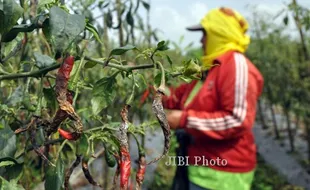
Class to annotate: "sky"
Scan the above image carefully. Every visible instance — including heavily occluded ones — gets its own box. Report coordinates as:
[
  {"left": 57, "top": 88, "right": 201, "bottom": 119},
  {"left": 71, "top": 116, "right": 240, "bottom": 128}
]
[{"left": 141, "top": 0, "right": 310, "bottom": 48}]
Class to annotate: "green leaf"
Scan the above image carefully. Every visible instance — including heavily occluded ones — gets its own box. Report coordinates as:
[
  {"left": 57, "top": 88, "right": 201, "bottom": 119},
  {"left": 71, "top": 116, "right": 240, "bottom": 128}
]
[
  {"left": 0, "top": 157, "right": 21, "bottom": 166},
  {"left": 283, "top": 15, "right": 289, "bottom": 26},
  {"left": 1, "top": 14, "right": 46, "bottom": 42},
  {"left": 84, "top": 61, "right": 97, "bottom": 69},
  {"left": 0, "top": 125, "right": 16, "bottom": 158},
  {"left": 43, "top": 87, "right": 57, "bottom": 113},
  {"left": 77, "top": 134, "right": 88, "bottom": 155},
  {"left": 166, "top": 55, "right": 173, "bottom": 67},
  {"left": 91, "top": 76, "right": 117, "bottom": 115},
  {"left": 0, "top": 0, "right": 23, "bottom": 36},
  {"left": 4, "top": 162, "right": 23, "bottom": 181},
  {"left": 156, "top": 41, "right": 169, "bottom": 51},
  {"left": 126, "top": 10, "right": 134, "bottom": 26},
  {"left": 34, "top": 52, "right": 55, "bottom": 68},
  {"left": 109, "top": 45, "right": 136, "bottom": 56},
  {"left": 135, "top": 73, "right": 147, "bottom": 89},
  {"left": 85, "top": 22, "right": 103, "bottom": 44},
  {"left": 38, "top": 0, "right": 55, "bottom": 12},
  {"left": 141, "top": 0, "right": 150, "bottom": 11},
  {"left": 7, "top": 86, "right": 23, "bottom": 106},
  {"left": 105, "top": 10, "right": 113, "bottom": 28},
  {"left": 49, "top": 6, "right": 85, "bottom": 53},
  {"left": 179, "top": 76, "right": 192, "bottom": 83},
  {"left": 0, "top": 177, "right": 25, "bottom": 190},
  {"left": 44, "top": 155, "right": 64, "bottom": 190},
  {"left": 99, "top": 1, "right": 109, "bottom": 9},
  {"left": 154, "top": 72, "right": 169, "bottom": 87},
  {"left": 0, "top": 161, "right": 15, "bottom": 167}
]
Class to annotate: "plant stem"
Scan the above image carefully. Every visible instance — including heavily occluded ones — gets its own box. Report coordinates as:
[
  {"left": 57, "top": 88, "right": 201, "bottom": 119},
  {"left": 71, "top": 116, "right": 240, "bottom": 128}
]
[
  {"left": 85, "top": 56, "right": 154, "bottom": 72},
  {"left": 16, "top": 138, "right": 65, "bottom": 159},
  {"left": 0, "top": 57, "right": 155, "bottom": 81},
  {"left": 0, "top": 63, "right": 60, "bottom": 81},
  {"left": 156, "top": 61, "right": 166, "bottom": 92}
]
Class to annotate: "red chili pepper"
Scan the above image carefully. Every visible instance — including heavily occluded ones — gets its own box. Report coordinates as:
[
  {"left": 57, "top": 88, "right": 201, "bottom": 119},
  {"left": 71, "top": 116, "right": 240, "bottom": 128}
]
[
  {"left": 139, "top": 89, "right": 150, "bottom": 106},
  {"left": 120, "top": 146, "right": 131, "bottom": 190},
  {"left": 57, "top": 55, "right": 75, "bottom": 81},
  {"left": 58, "top": 128, "right": 79, "bottom": 141},
  {"left": 119, "top": 105, "right": 131, "bottom": 190},
  {"left": 136, "top": 153, "right": 146, "bottom": 189}
]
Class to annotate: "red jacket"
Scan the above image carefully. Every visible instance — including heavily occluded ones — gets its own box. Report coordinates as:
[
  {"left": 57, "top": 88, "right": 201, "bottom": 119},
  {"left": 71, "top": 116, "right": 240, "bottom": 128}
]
[{"left": 163, "top": 51, "right": 264, "bottom": 173}]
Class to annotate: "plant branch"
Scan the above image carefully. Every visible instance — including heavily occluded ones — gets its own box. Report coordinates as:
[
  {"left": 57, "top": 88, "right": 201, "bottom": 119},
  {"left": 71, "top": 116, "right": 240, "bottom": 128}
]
[
  {"left": 85, "top": 56, "right": 154, "bottom": 72},
  {"left": 16, "top": 138, "right": 65, "bottom": 159},
  {"left": 0, "top": 63, "right": 60, "bottom": 81}
]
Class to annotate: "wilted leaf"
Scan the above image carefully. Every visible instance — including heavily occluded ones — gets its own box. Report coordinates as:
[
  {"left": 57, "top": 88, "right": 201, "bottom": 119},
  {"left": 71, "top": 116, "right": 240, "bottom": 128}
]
[
  {"left": 44, "top": 156, "right": 64, "bottom": 190},
  {"left": 109, "top": 45, "right": 136, "bottom": 56},
  {"left": 49, "top": 6, "right": 85, "bottom": 53},
  {"left": 91, "top": 76, "right": 117, "bottom": 115},
  {"left": 34, "top": 52, "right": 55, "bottom": 68}
]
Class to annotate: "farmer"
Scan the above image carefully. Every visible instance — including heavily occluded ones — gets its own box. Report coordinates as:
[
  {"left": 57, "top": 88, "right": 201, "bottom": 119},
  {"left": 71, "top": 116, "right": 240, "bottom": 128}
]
[{"left": 163, "top": 7, "right": 264, "bottom": 190}]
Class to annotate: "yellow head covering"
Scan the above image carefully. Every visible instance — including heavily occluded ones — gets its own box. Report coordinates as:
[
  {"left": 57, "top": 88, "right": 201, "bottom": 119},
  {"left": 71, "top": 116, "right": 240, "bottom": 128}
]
[{"left": 200, "top": 7, "right": 250, "bottom": 70}]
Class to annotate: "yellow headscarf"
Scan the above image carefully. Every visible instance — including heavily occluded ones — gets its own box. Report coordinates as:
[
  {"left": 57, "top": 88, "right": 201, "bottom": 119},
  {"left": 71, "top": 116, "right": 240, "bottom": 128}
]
[{"left": 200, "top": 7, "right": 250, "bottom": 70}]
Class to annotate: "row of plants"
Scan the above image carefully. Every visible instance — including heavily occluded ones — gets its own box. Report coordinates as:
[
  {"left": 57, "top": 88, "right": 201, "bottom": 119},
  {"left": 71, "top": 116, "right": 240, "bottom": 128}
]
[
  {"left": 246, "top": 0, "right": 310, "bottom": 163},
  {"left": 0, "top": 0, "right": 200, "bottom": 189}
]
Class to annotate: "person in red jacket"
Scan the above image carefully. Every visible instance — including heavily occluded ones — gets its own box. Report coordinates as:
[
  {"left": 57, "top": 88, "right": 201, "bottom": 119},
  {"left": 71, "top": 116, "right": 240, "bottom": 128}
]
[{"left": 164, "top": 7, "right": 264, "bottom": 190}]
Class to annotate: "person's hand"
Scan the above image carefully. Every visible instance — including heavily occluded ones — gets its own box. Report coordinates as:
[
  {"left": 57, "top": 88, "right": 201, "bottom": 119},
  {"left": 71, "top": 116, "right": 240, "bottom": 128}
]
[{"left": 166, "top": 110, "right": 183, "bottom": 129}]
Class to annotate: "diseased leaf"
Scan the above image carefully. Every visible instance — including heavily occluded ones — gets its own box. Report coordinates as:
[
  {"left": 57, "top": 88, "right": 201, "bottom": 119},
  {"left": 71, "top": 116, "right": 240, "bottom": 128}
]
[
  {"left": 109, "top": 45, "right": 136, "bottom": 56},
  {"left": 34, "top": 52, "right": 55, "bottom": 68},
  {"left": 49, "top": 6, "right": 85, "bottom": 53},
  {"left": 44, "top": 156, "right": 64, "bottom": 190}
]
